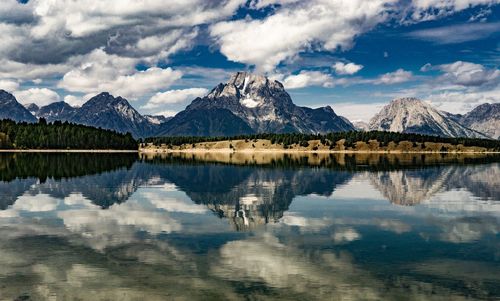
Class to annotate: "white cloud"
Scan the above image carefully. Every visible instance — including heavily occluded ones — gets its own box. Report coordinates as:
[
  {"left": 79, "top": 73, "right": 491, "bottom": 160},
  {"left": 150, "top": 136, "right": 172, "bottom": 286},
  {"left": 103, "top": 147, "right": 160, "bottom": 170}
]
[
  {"left": 142, "top": 88, "right": 208, "bottom": 109},
  {"left": 14, "top": 88, "right": 60, "bottom": 106},
  {"left": 374, "top": 69, "right": 413, "bottom": 84},
  {"left": 157, "top": 110, "right": 179, "bottom": 117},
  {"left": 0, "top": 79, "right": 19, "bottom": 92},
  {"left": 409, "top": 0, "right": 500, "bottom": 21},
  {"left": 407, "top": 22, "right": 500, "bottom": 44},
  {"left": 0, "top": 0, "right": 245, "bottom": 94},
  {"left": 411, "top": 61, "right": 500, "bottom": 113},
  {"left": 331, "top": 102, "right": 388, "bottom": 122},
  {"left": 332, "top": 62, "right": 363, "bottom": 75},
  {"left": 433, "top": 61, "right": 500, "bottom": 87},
  {"left": 28, "top": 0, "right": 245, "bottom": 38},
  {"left": 211, "top": 0, "right": 397, "bottom": 72},
  {"left": 426, "top": 88, "right": 500, "bottom": 114},
  {"left": 63, "top": 95, "right": 89, "bottom": 107},
  {"left": 0, "top": 59, "right": 71, "bottom": 81},
  {"left": 282, "top": 71, "right": 334, "bottom": 89},
  {"left": 58, "top": 49, "right": 182, "bottom": 100}
]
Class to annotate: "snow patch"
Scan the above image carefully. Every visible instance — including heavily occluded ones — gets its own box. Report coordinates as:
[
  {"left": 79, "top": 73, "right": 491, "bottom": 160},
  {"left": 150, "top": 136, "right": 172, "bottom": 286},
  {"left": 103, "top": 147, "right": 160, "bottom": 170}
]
[
  {"left": 240, "top": 97, "right": 260, "bottom": 108},
  {"left": 242, "top": 76, "right": 249, "bottom": 95}
]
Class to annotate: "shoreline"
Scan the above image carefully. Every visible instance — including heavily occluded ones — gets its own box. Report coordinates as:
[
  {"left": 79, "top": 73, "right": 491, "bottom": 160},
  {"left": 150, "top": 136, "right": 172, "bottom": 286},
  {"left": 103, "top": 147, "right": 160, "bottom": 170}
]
[
  {"left": 0, "top": 149, "right": 498, "bottom": 154},
  {"left": 0, "top": 149, "right": 138, "bottom": 153},
  {"left": 139, "top": 148, "right": 500, "bottom": 154}
]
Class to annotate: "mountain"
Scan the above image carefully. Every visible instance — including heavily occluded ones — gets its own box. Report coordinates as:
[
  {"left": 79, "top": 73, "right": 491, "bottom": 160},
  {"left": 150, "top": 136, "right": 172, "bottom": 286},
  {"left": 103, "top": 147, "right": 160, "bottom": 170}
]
[
  {"left": 353, "top": 121, "right": 369, "bottom": 131},
  {"left": 158, "top": 72, "right": 354, "bottom": 136},
  {"left": 70, "top": 92, "right": 155, "bottom": 138},
  {"left": 368, "top": 98, "right": 487, "bottom": 138},
  {"left": 36, "top": 101, "right": 77, "bottom": 122},
  {"left": 158, "top": 108, "right": 254, "bottom": 136},
  {"left": 0, "top": 90, "right": 37, "bottom": 123},
  {"left": 459, "top": 103, "right": 500, "bottom": 139},
  {"left": 25, "top": 103, "right": 40, "bottom": 115},
  {"left": 144, "top": 114, "right": 171, "bottom": 125}
]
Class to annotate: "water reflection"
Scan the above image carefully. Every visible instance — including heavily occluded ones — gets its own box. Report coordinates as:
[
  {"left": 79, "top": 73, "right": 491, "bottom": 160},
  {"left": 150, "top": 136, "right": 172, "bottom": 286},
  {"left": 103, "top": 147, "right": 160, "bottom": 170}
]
[{"left": 0, "top": 152, "right": 499, "bottom": 300}]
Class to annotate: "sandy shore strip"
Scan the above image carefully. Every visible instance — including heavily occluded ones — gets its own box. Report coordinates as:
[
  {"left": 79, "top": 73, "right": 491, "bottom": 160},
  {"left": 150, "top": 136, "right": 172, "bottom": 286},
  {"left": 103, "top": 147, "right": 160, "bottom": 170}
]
[
  {"left": 0, "top": 149, "right": 138, "bottom": 153},
  {"left": 139, "top": 148, "right": 500, "bottom": 154}
]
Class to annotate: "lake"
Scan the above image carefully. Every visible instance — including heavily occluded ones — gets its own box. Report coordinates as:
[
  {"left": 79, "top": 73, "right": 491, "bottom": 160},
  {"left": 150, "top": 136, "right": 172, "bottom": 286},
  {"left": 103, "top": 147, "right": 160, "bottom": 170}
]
[{"left": 0, "top": 152, "right": 499, "bottom": 300}]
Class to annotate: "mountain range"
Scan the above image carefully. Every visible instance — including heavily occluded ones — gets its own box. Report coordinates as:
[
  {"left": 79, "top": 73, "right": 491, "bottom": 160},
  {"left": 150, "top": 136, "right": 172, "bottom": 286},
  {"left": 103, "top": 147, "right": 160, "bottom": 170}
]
[{"left": 0, "top": 72, "right": 498, "bottom": 139}]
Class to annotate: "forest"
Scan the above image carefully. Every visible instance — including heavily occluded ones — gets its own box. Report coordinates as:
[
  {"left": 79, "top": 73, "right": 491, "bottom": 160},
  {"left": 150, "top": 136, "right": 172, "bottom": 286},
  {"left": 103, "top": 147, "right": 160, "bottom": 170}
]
[
  {"left": 0, "top": 119, "right": 137, "bottom": 150},
  {"left": 144, "top": 131, "right": 500, "bottom": 150}
]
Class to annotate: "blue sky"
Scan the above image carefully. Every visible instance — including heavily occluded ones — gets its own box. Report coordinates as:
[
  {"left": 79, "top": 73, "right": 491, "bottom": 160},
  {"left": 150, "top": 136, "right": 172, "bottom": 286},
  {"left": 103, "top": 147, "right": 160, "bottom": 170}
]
[{"left": 0, "top": 0, "right": 499, "bottom": 121}]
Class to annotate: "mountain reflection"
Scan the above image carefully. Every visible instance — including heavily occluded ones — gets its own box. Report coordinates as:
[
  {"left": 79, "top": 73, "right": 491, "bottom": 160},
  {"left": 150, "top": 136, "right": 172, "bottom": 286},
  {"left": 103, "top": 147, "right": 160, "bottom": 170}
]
[
  {"left": 1, "top": 152, "right": 500, "bottom": 300},
  {"left": 1, "top": 152, "right": 499, "bottom": 226}
]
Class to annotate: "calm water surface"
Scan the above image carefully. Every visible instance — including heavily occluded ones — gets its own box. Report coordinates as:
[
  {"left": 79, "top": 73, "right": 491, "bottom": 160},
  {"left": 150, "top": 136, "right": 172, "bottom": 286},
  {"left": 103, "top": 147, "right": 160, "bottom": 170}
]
[{"left": 0, "top": 152, "right": 499, "bottom": 300}]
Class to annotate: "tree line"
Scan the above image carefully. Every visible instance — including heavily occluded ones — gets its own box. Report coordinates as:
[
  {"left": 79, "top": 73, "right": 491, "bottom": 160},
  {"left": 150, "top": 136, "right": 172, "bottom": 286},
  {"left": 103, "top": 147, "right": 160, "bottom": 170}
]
[
  {"left": 143, "top": 131, "right": 500, "bottom": 150},
  {"left": 0, "top": 119, "right": 137, "bottom": 150}
]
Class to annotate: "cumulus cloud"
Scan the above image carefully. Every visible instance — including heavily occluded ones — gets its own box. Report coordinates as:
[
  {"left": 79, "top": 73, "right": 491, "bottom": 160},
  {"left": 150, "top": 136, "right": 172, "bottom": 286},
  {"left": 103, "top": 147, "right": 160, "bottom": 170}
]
[
  {"left": 332, "top": 62, "right": 363, "bottom": 75},
  {"left": 426, "top": 88, "right": 500, "bottom": 113},
  {"left": 282, "top": 71, "right": 334, "bottom": 89},
  {"left": 374, "top": 69, "right": 414, "bottom": 84},
  {"left": 0, "top": 0, "right": 245, "bottom": 101},
  {"left": 0, "top": 79, "right": 19, "bottom": 92},
  {"left": 2, "top": 0, "right": 244, "bottom": 64},
  {"left": 211, "top": 0, "right": 395, "bottom": 72},
  {"left": 411, "top": 61, "right": 500, "bottom": 113},
  {"left": 142, "top": 88, "right": 208, "bottom": 109},
  {"left": 14, "top": 88, "right": 60, "bottom": 106},
  {"left": 428, "top": 61, "right": 500, "bottom": 87},
  {"left": 58, "top": 49, "right": 182, "bottom": 100}
]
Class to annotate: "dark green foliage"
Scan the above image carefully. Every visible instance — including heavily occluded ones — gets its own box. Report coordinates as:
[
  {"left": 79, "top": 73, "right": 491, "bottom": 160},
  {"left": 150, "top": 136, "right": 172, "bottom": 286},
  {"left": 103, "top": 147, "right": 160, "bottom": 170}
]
[
  {"left": 0, "top": 132, "right": 12, "bottom": 149},
  {"left": 145, "top": 131, "right": 500, "bottom": 150},
  {"left": 0, "top": 152, "right": 136, "bottom": 182},
  {"left": 0, "top": 119, "right": 137, "bottom": 150}
]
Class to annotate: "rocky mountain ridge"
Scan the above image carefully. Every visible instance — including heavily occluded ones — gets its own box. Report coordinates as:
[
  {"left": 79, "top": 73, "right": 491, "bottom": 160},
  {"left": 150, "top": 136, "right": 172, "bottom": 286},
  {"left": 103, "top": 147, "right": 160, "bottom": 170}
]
[
  {"left": 0, "top": 90, "right": 37, "bottom": 123},
  {"left": 368, "top": 97, "right": 488, "bottom": 139},
  {"left": 458, "top": 103, "right": 500, "bottom": 139}
]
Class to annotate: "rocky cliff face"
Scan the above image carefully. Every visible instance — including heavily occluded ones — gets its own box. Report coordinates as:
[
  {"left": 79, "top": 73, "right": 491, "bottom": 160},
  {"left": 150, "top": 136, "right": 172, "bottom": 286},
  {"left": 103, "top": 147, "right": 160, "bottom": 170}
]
[
  {"left": 158, "top": 72, "right": 354, "bottom": 136},
  {"left": 368, "top": 98, "right": 487, "bottom": 138},
  {"left": 0, "top": 90, "right": 37, "bottom": 123},
  {"left": 459, "top": 103, "right": 500, "bottom": 139}
]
